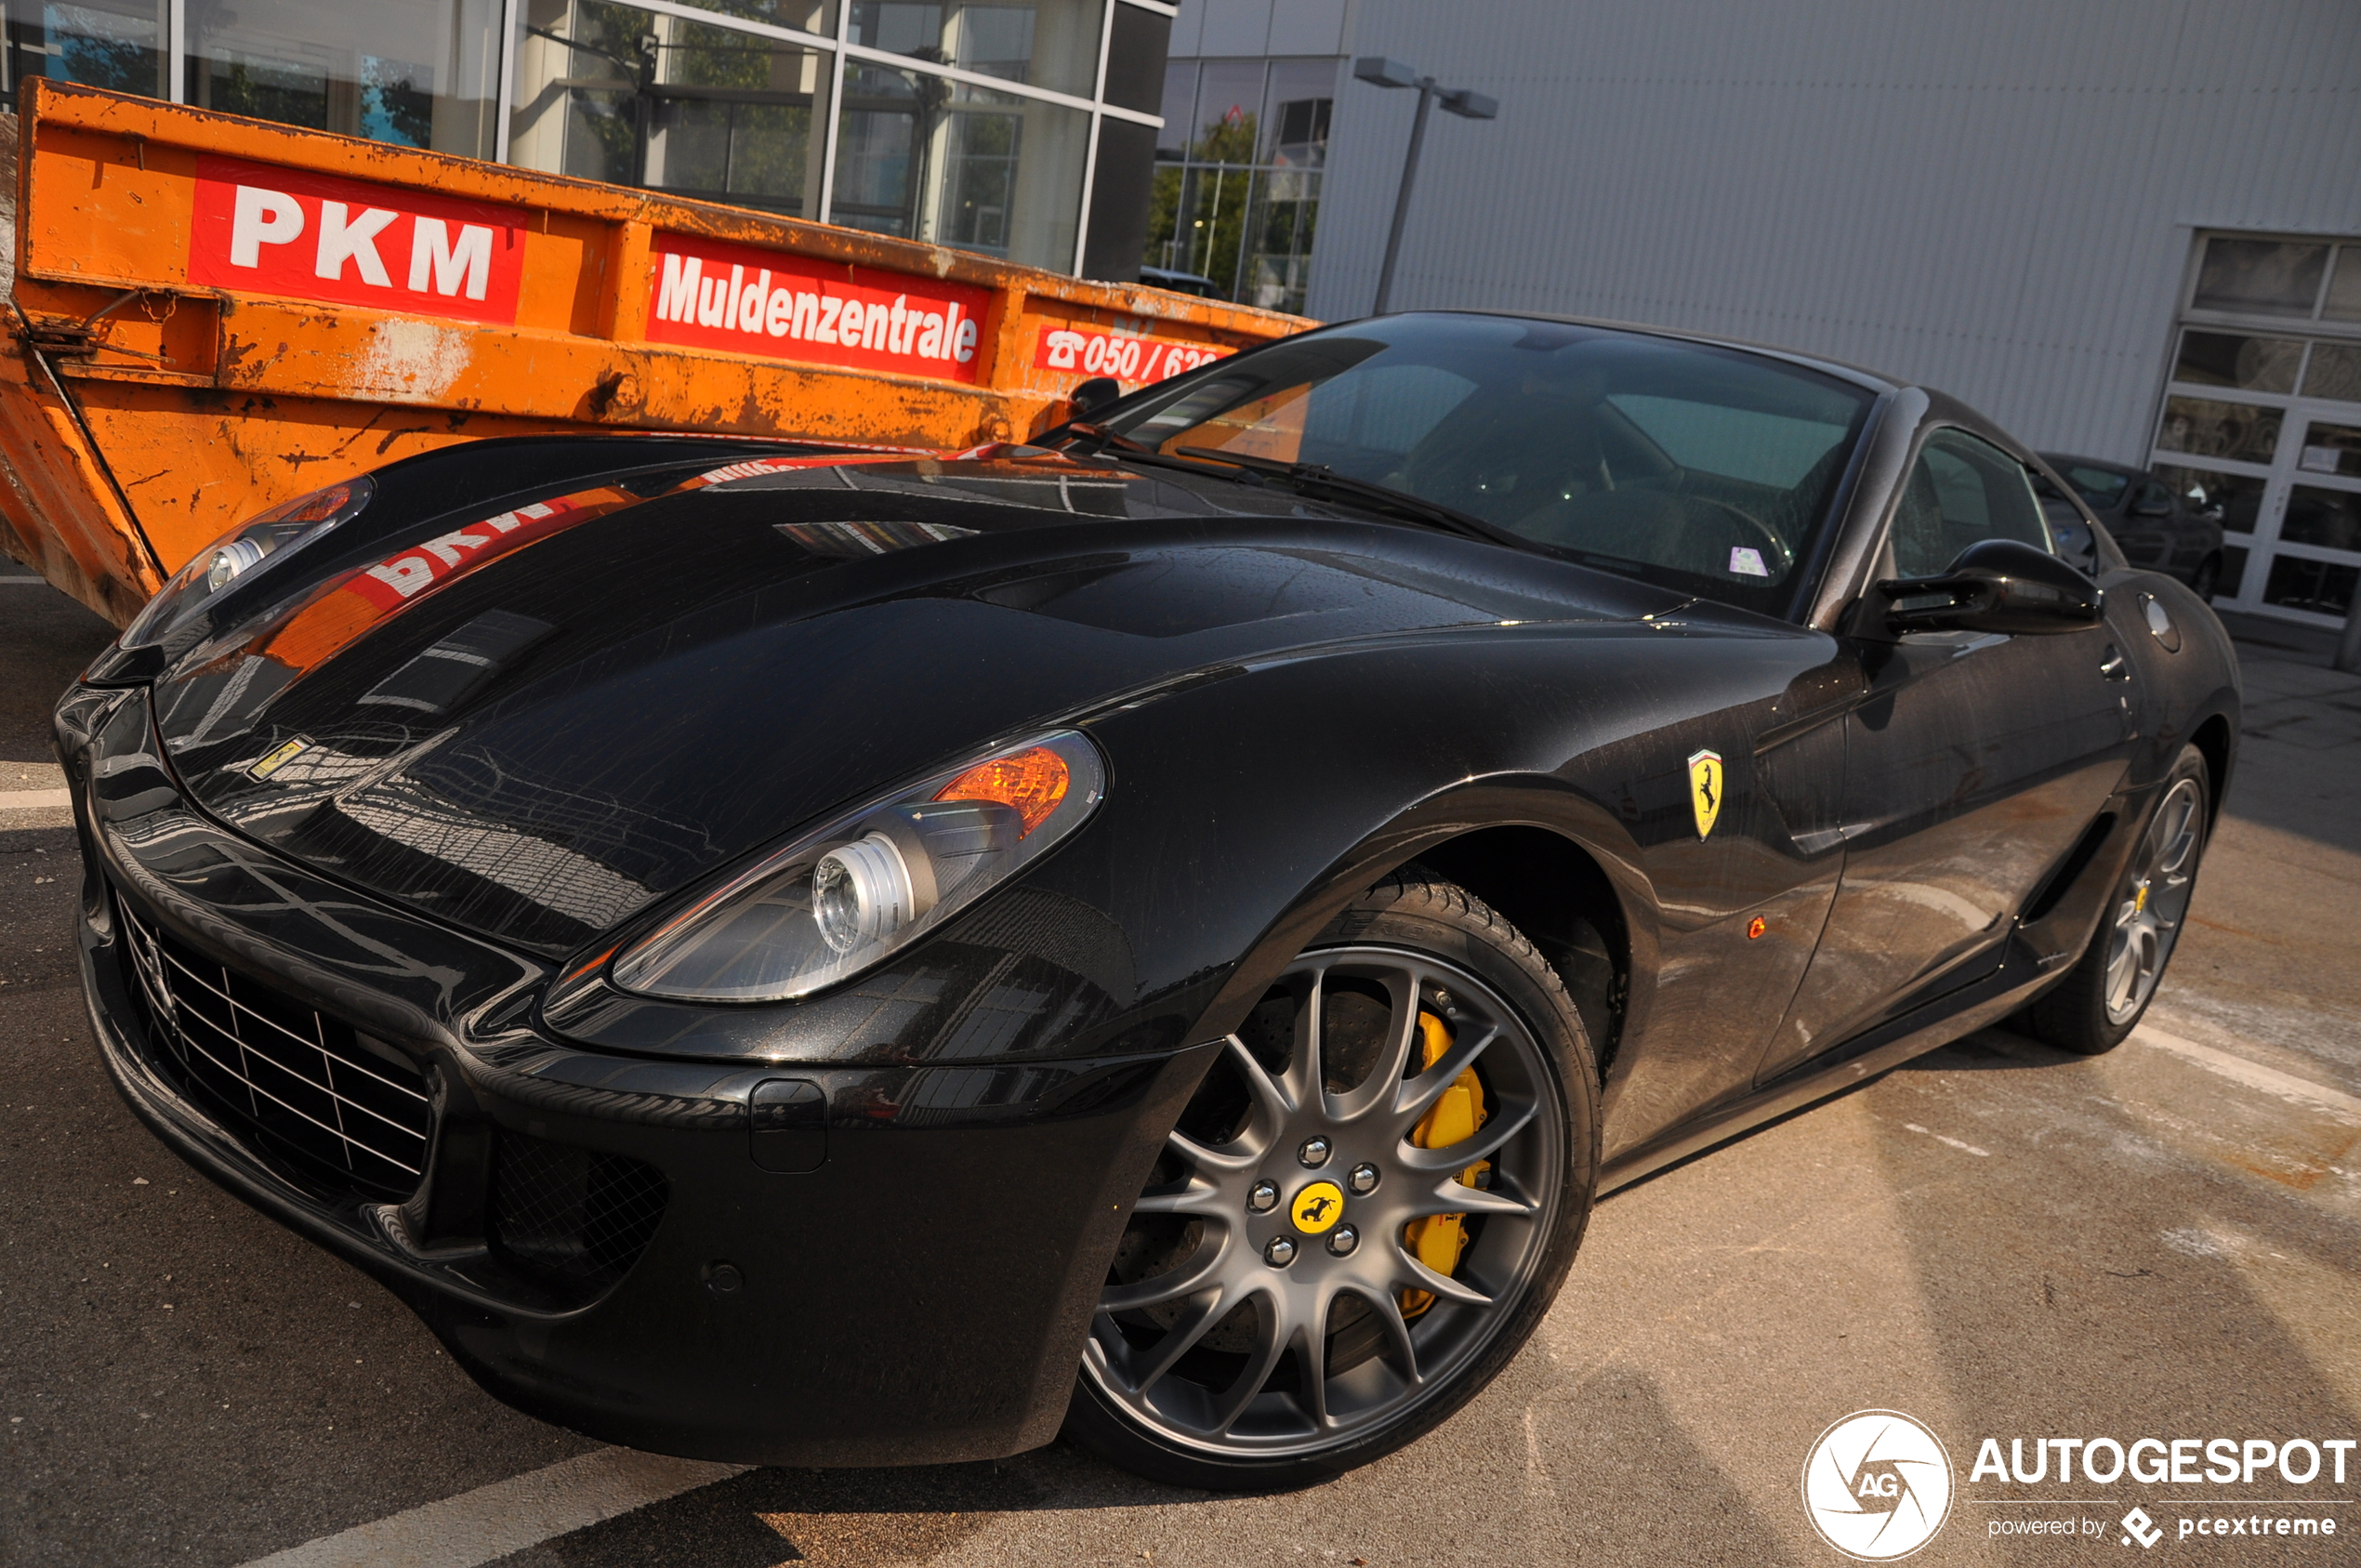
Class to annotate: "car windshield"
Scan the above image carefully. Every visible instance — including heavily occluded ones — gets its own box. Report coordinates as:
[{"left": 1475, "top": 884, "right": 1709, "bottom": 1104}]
[
  {"left": 2056, "top": 465, "right": 2131, "bottom": 509},
  {"left": 1091, "top": 313, "right": 1876, "bottom": 613}
]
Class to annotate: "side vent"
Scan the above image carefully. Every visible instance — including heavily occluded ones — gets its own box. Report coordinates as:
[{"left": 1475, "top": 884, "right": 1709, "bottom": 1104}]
[{"left": 2022, "top": 811, "right": 2116, "bottom": 926}]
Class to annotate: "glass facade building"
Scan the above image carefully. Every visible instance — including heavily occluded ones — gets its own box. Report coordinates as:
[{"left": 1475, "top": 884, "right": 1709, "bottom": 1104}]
[
  {"left": 1146, "top": 52, "right": 1334, "bottom": 313},
  {"left": 0, "top": 0, "right": 1175, "bottom": 277}
]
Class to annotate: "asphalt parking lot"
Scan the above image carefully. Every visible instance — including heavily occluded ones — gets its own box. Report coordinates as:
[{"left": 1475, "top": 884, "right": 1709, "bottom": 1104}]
[{"left": 4, "top": 574, "right": 2355, "bottom": 1567}]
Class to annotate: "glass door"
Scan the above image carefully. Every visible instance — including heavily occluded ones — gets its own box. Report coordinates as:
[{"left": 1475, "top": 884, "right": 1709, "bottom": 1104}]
[
  {"left": 2253, "top": 412, "right": 2361, "bottom": 620},
  {"left": 2149, "top": 234, "right": 2361, "bottom": 626}
]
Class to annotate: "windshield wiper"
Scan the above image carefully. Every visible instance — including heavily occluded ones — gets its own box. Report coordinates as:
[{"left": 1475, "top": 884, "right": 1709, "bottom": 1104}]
[{"left": 1170, "top": 447, "right": 1520, "bottom": 547}]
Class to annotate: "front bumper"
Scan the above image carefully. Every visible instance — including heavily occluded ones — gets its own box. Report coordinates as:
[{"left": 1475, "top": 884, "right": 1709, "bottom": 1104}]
[{"left": 60, "top": 685, "right": 1209, "bottom": 1466}]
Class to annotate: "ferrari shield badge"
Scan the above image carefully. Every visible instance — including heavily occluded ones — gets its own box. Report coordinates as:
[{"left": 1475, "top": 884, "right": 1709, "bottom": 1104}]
[
  {"left": 248, "top": 738, "right": 310, "bottom": 780},
  {"left": 1687, "top": 748, "right": 1723, "bottom": 840}
]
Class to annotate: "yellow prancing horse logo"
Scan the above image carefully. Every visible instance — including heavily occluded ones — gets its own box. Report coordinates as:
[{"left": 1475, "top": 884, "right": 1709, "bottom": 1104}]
[
  {"left": 1291, "top": 1179, "right": 1345, "bottom": 1235},
  {"left": 1687, "top": 748, "right": 1723, "bottom": 840}
]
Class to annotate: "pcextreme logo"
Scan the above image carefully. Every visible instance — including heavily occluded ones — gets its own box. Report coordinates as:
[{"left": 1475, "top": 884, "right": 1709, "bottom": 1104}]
[{"left": 1802, "top": 1410, "right": 1955, "bottom": 1561}]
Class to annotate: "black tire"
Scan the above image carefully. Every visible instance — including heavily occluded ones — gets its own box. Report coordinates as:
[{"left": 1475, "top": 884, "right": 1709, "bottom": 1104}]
[
  {"left": 2016, "top": 745, "right": 2210, "bottom": 1055},
  {"left": 1064, "top": 871, "right": 1600, "bottom": 1490}
]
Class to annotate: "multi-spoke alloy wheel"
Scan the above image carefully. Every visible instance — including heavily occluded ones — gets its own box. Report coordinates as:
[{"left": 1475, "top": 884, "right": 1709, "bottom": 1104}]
[
  {"left": 2103, "top": 774, "right": 2204, "bottom": 1025},
  {"left": 2021, "top": 744, "right": 2211, "bottom": 1056},
  {"left": 1066, "top": 876, "right": 1597, "bottom": 1488}
]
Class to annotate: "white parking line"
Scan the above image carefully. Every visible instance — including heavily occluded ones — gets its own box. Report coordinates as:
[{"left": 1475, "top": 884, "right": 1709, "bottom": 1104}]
[
  {"left": 0, "top": 789, "right": 72, "bottom": 811},
  {"left": 234, "top": 1447, "right": 750, "bottom": 1568},
  {"left": 2132, "top": 1025, "right": 2361, "bottom": 1123}
]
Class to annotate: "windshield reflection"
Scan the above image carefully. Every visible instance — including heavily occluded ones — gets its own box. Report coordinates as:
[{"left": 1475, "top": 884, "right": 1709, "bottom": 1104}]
[{"left": 1091, "top": 313, "right": 1876, "bottom": 614}]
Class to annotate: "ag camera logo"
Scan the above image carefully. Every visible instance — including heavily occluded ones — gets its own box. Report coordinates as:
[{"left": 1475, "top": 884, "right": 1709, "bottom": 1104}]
[{"left": 1802, "top": 1410, "right": 1955, "bottom": 1560}]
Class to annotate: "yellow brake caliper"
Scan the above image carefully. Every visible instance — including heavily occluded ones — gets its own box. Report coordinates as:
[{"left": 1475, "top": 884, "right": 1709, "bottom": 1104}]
[{"left": 1401, "top": 1009, "right": 1490, "bottom": 1318}]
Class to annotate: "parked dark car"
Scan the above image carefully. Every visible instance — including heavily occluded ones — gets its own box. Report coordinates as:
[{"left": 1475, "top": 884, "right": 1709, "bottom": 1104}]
[
  {"left": 2039, "top": 453, "right": 2227, "bottom": 599},
  {"left": 1139, "top": 264, "right": 1222, "bottom": 297},
  {"left": 58, "top": 312, "right": 2237, "bottom": 1491}
]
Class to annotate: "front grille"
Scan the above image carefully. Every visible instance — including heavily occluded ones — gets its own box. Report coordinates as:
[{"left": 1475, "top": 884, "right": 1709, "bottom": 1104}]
[
  {"left": 489, "top": 1132, "right": 668, "bottom": 1301},
  {"left": 115, "top": 895, "right": 431, "bottom": 1203}
]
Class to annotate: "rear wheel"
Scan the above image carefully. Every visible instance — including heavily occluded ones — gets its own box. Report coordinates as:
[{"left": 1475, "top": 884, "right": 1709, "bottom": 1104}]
[
  {"left": 2018, "top": 745, "right": 2209, "bottom": 1054},
  {"left": 1065, "top": 875, "right": 1598, "bottom": 1489}
]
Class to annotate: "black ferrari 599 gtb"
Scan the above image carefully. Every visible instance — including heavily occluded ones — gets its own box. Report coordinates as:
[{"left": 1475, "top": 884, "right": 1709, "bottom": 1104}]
[{"left": 55, "top": 311, "right": 2236, "bottom": 1488}]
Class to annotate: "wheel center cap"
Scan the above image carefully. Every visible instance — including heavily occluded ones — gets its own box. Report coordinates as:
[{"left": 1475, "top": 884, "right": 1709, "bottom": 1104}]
[{"left": 1290, "top": 1179, "right": 1346, "bottom": 1235}]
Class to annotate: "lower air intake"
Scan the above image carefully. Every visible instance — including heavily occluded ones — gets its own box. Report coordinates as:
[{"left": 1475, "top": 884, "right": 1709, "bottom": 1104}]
[{"left": 489, "top": 1131, "right": 668, "bottom": 1303}]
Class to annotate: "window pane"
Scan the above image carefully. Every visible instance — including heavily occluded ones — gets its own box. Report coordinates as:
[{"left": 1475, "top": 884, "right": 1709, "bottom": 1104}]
[
  {"left": 2152, "top": 465, "right": 2265, "bottom": 534},
  {"left": 5, "top": 2, "right": 167, "bottom": 99},
  {"left": 832, "top": 59, "right": 1086, "bottom": 270},
  {"left": 2302, "top": 343, "right": 2361, "bottom": 405},
  {"left": 2281, "top": 486, "right": 2361, "bottom": 553},
  {"left": 1890, "top": 428, "right": 2052, "bottom": 577},
  {"left": 648, "top": 23, "right": 825, "bottom": 213},
  {"left": 2170, "top": 329, "right": 2302, "bottom": 394},
  {"left": 2157, "top": 394, "right": 2282, "bottom": 466},
  {"left": 2261, "top": 554, "right": 2358, "bottom": 616},
  {"left": 2191, "top": 238, "right": 2328, "bottom": 317},
  {"left": 190, "top": 0, "right": 503, "bottom": 160},
  {"left": 509, "top": 4, "right": 828, "bottom": 216},
  {"left": 1261, "top": 59, "right": 1335, "bottom": 165},
  {"left": 2296, "top": 420, "right": 2361, "bottom": 480},
  {"left": 2221, "top": 543, "right": 2249, "bottom": 597},
  {"left": 2326, "top": 245, "right": 2361, "bottom": 323},
  {"left": 1154, "top": 59, "right": 1194, "bottom": 156},
  {"left": 668, "top": 0, "right": 833, "bottom": 33},
  {"left": 1189, "top": 59, "right": 1263, "bottom": 154},
  {"left": 848, "top": 1, "right": 1104, "bottom": 98}
]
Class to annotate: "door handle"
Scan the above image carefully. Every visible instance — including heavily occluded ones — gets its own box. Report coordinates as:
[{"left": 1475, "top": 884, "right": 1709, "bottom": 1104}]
[{"left": 2100, "top": 645, "right": 2130, "bottom": 680}]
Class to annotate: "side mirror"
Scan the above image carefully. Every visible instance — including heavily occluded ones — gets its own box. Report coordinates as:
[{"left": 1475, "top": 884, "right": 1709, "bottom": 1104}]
[
  {"left": 1878, "top": 537, "right": 2103, "bottom": 636},
  {"left": 1065, "top": 376, "right": 1123, "bottom": 422},
  {"left": 2130, "top": 495, "right": 2172, "bottom": 518}
]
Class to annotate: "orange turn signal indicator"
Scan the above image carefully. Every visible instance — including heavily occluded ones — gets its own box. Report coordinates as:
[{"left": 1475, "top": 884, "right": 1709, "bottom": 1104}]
[{"left": 935, "top": 745, "right": 1071, "bottom": 836}]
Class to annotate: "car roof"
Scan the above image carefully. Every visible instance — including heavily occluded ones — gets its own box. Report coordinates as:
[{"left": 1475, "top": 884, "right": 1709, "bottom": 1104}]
[
  {"left": 2038, "top": 453, "right": 2145, "bottom": 481},
  {"left": 1412, "top": 309, "right": 1905, "bottom": 399}
]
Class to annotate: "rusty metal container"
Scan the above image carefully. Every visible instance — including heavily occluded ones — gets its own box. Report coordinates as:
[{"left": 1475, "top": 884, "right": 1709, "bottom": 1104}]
[{"left": 0, "top": 79, "right": 1307, "bottom": 626}]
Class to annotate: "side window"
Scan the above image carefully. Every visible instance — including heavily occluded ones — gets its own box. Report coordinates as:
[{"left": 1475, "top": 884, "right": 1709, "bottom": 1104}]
[
  {"left": 2134, "top": 480, "right": 2174, "bottom": 514},
  {"left": 1888, "top": 428, "right": 2056, "bottom": 576}
]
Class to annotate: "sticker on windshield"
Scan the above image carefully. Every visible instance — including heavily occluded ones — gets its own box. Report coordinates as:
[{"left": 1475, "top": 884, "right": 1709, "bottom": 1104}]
[{"left": 1729, "top": 546, "right": 1769, "bottom": 577}]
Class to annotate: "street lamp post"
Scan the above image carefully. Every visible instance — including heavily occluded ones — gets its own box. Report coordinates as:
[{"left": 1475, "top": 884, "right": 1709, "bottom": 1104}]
[{"left": 1353, "top": 57, "right": 1497, "bottom": 315}]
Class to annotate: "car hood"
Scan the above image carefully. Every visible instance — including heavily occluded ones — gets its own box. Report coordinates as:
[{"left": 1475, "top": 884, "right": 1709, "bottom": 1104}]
[{"left": 150, "top": 452, "right": 1680, "bottom": 957}]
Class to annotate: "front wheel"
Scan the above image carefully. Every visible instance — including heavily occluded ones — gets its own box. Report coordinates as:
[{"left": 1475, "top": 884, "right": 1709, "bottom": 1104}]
[
  {"left": 2017, "top": 745, "right": 2209, "bottom": 1054},
  {"left": 1064, "top": 874, "right": 1598, "bottom": 1490}
]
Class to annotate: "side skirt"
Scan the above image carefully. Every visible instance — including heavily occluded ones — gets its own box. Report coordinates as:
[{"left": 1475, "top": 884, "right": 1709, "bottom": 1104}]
[{"left": 1596, "top": 931, "right": 2052, "bottom": 1194}]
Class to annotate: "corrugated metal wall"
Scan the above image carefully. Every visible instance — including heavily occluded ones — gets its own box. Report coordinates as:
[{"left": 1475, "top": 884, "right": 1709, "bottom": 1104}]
[{"left": 1304, "top": 0, "right": 2361, "bottom": 460}]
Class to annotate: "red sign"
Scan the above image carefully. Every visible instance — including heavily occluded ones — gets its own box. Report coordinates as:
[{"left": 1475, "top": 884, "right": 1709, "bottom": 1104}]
[
  {"left": 645, "top": 234, "right": 995, "bottom": 384},
  {"left": 1033, "top": 325, "right": 1227, "bottom": 388},
  {"left": 187, "top": 154, "right": 527, "bottom": 325}
]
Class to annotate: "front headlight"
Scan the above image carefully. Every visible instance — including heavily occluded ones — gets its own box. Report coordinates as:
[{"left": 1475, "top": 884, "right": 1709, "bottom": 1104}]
[
  {"left": 120, "top": 477, "right": 376, "bottom": 649},
  {"left": 610, "top": 731, "right": 1106, "bottom": 1002}
]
